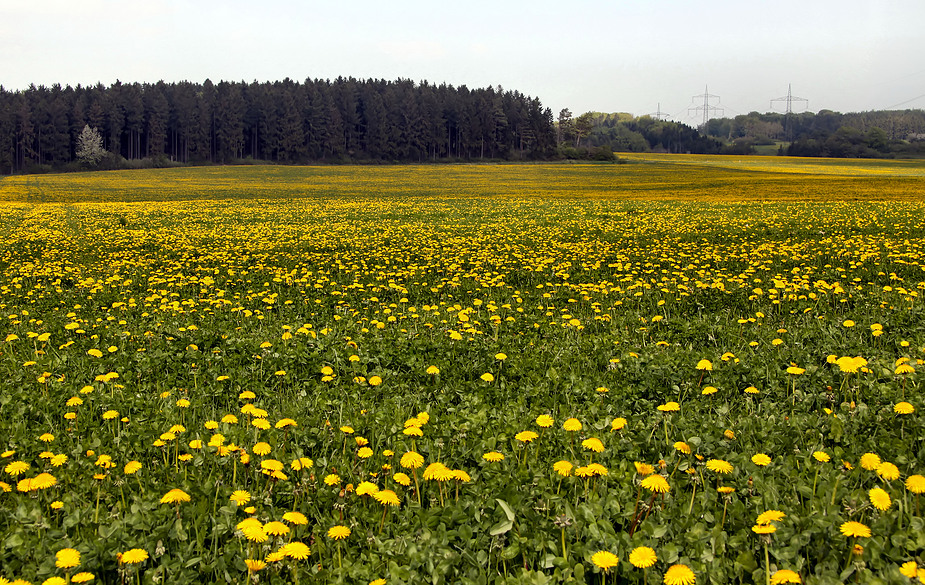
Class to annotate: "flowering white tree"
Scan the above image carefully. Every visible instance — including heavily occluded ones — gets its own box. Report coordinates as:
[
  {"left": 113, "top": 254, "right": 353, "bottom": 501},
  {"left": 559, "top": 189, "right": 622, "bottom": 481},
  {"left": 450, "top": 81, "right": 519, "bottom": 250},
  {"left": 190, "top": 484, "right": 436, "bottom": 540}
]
[{"left": 76, "top": 124, "right": 106, "bottom": 166}]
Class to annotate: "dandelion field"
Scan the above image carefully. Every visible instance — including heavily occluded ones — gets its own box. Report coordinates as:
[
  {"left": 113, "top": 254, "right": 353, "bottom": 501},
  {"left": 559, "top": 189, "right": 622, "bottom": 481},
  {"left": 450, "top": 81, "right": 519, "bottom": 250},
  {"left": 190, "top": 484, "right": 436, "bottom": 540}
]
[{"left": 1, "top": 158, "right": 925, "bottom": 585}]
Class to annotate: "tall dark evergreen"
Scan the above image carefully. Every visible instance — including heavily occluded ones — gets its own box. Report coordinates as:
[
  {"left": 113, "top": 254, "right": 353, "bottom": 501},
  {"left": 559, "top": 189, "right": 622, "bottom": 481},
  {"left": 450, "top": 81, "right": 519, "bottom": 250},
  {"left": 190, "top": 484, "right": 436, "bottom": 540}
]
[{"left": 0, "top": 77, "right": 557, "bottom": 173}]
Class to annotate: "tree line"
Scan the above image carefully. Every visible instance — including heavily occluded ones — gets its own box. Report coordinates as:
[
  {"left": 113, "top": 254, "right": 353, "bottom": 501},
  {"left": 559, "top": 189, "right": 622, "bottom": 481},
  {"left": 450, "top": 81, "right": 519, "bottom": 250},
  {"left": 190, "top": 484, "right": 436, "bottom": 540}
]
[
  {"left": 558, "top": 110, "right": 742, "bottom": 157},
  {"left": 703, "top": 110, "right": 925, "bottom": 158},
  {"left": 0, "top": 78, "right": 558, "bottom": 174}
]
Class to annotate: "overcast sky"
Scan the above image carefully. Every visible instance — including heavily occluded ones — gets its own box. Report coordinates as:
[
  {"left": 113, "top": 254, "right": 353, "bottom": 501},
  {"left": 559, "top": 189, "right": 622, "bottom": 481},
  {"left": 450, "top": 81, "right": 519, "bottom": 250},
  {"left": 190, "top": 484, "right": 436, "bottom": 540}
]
[{"left": 2, "top": 0, "right": 924, "bottom": 123}]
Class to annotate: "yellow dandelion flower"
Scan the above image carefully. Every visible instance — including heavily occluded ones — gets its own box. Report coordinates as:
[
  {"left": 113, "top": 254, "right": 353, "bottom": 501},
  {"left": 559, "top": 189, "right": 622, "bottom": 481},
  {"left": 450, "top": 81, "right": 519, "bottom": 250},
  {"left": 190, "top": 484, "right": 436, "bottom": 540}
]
[
  {"left": 894, "top": 402, "right": 915, "bottom": 414},
  {"left": 245, "top": 559, "right": 266, "bottom": 572},
  {"left": 283, "top": 511, "right": 308, "bottom": 525},
  {"left": 869, "top": 487, "right": 891, "bottom": 511},
  {"left": 242, "top": 525, "right": 268, "bottom": 543},
  {"left": 591, "top": 551, "right": 619, "bottom": 571},
  {"left": 281, "top": 541, "right": 311, "bottom": 560},
  {"left": 562, "top": 418, "right": 582, "bottom": 431},
  {"left": 400, "top": 451, "right": 424, "bottom": 469},
  {"left": 859, "top": 453, "right": 881, "bottom": 471},
  {"left": 55, "top": 547, "right": 81, "bottom": 569},
  {"left": 327, "top": 525, "right": 351, "bottom": 540},
  {"left": 291, "top": 457, "right": 313, "bottom": 471},
  {"left": 610, "top": 417, "right": 627, "bottom": 431},
  {"left": 374, "top": 489, "right": 400, "bottom": 506},
  {"left": 770, "top": 569, "right": 802, "bottom": 584},
  {"left": 839, "top": 521, "right": 871, "bottom": 538},
  {"left": 629, "top": 546, "right": 657, "bottom": 568},
  {"left": 230, "top": 490, "right": 251, "bottom": 505},
  {"left": 5, "top": 461, "right": 29, "bottom": 476},
  {"left": 263, "top": 521, "right": 290, "bottom": 536},
  {"left": 356, "top": 481, "right": 379, "bottom": 496},
  {"left": 663, "top": 563, "right": 696, "bottom": 585},
  {"left": 706, "top": 459, "right": 733, "bottom": 474},
  {"left": 905, "top": 475, "right": 925, "bottom": 494},
  {"left": 635, "top": 461, "right": 655, "bottom": 476},
  {"left": 756, "top": 510, "right": 786, "bottom": 525},
  {"left": 581, "top": 437, "right": 604, "bottom": 453},
  {"left": 265, "top": 550, "right": 286, "bottom": 563},
  {"left": 31, "top": 472, "right": 57, "bottom": 490},
  {"left": 752, "top": 453, "right": 771, "bottom": 466},
  {"left": 535, "top": 414, "right": 554, "bottom": 428},
  {"left": 120, "top": 548, "right": 149, "bottom": 564},
  {"left": 899, "top": 561, "right": 918, "bottom": 578},
  {"left": 877, "top": 462, "right": 900, "bottom": 481},
  {"left": 422, "top": 462, "right": 454, "bottom": 481},
  {"left": 515, "top": 430, "right": 539, "bottom": 443},
  {"left": 641, "top": 474, "right": 670, "bottom": 493},
  {"left": 160, "top": 488, "right": 190, "bottom": 504},
  {"left": 812, "top": 451, "right": 830, "bottom": 463}
]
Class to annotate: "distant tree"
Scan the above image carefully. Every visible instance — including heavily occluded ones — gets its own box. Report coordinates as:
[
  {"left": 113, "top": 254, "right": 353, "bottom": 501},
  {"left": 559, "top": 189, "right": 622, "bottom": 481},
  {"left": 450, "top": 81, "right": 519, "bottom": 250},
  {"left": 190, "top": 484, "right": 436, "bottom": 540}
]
[
  {"left": 574, "top": 112, "right": 594, "bottom": 147},
  {"left": 75, "top": 124, "right": 105, "bottom": 166},
  {"left": 557, "top": 108, "right": 573, "bottom": 145}
]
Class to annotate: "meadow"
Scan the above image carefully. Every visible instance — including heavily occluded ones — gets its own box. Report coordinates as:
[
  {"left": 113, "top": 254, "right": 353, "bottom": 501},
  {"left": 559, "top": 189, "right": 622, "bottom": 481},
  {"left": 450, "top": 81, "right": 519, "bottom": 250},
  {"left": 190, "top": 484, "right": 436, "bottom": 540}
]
[{"left": 0, "top": 156, "right": 924, "bottom": 585}]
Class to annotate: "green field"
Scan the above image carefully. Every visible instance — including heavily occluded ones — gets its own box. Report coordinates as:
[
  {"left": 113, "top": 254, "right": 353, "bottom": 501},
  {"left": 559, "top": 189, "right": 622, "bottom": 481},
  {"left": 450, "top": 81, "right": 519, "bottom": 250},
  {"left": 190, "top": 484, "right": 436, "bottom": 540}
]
[{"left": 1, "top": 159, "right": 924, "bottom": 585}]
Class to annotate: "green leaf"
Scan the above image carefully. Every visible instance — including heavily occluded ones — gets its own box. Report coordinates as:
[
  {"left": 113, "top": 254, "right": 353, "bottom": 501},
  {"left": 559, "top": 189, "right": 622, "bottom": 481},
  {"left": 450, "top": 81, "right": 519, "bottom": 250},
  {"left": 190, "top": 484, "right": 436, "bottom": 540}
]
[
  {"left": 496, "top": 498, "right": 515, "bottom": 522},
  {"left": 735, "top": 550, "right": 758, "bottom": 573}
]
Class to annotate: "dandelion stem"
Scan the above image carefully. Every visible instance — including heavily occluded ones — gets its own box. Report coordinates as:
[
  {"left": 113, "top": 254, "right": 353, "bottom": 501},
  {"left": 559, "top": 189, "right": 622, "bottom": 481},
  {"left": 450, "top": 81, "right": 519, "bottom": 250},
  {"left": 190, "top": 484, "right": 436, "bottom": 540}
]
[
  {"left": 764, "top": 541, "right": 770, "bottom": 585},
  {"left": 843, "top": 538, "right": 855, "bottom": 573},
  {"left": 94, "top": 484, "right": 101, "bottom": 523},
  {"left": 561, "top": 526, "right": 567, "bottom": 561}
]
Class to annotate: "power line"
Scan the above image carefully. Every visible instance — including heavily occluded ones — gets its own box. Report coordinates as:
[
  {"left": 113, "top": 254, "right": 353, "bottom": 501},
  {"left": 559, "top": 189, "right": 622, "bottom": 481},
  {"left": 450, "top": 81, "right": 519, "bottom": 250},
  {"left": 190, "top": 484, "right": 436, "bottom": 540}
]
[
  {"left": 688, "top": 85, "right": 723, "bottom": 128},
  {"left": 886, "top": 92, "right": 925, "bottom": 110}
]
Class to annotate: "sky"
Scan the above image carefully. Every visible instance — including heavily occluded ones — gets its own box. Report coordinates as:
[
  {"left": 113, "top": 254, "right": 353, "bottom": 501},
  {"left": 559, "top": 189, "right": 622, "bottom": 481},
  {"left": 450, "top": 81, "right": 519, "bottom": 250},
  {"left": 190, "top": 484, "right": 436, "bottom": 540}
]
[{"left": 2, "top": 0, "right": 924, "bottom": 124}]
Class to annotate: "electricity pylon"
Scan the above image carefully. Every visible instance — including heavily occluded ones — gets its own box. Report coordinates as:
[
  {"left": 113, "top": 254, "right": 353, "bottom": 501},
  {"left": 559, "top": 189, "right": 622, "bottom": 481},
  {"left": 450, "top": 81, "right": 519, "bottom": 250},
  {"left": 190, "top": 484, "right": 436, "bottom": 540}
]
[
  {"left": 648, "top": 103, "right": 671, "bottom": 121},
  {"left": 770, "top": 84, "right": 808, "bottom": 114},
  {"left": 689, "top": 86, "right": 723, "bottom": 128}
]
